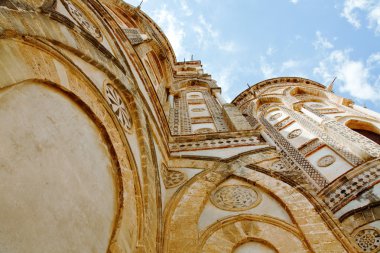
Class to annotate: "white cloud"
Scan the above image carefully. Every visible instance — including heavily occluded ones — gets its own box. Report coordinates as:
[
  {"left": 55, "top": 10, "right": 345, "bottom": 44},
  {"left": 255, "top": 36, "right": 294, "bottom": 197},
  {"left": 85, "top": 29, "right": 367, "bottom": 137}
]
[
  {"left": 179, "top": 0, "right": 192, "bottom": 16},
  {"left": 341, "top": 0, "right": 370, "bottom": 28},
  {"left": 341, "top": 0, "right": 380, "bottom": 35},
  {"left": 290, "top": 0, "right": 299, "bottom": 4},
  {"left": 193, "top": 15, "right": 238, "bottom": 53},
  {"left": 313, "top": 31, "right": 334, "bottom": 50},
  {"left": 281, "top": 59, "right": 300, "bottom": 71},
  {"left": 218, "top": 41, "right": 238, "bottom": 52},
  {"left": 313, "top": 49, "right": 380, "bottom": 101},
  {"left": 368, "top": 4, "right": 380, "bottom": 34},
  {"left": 259, "top": 57, "right": 274, "bottom": 79},
  {"left": 266, "top": 47, "right": 275, "bottom": 56},
  {"left": 152, "top": 5, "right": 189, "bottom": 60},
  {"left": 213, "top": 65, "right": 236, "bottom": 102}
]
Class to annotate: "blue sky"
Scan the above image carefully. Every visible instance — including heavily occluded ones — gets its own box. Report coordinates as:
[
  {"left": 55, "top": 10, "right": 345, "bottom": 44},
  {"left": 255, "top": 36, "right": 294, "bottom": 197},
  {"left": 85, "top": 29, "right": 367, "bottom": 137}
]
[{"left": 126, "top": 0, "right": 380, "bottom": 111}]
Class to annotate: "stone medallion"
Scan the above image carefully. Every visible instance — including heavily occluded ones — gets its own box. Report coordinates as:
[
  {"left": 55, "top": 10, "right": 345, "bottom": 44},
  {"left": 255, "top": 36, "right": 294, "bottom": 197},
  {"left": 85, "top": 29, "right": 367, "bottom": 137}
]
[
  {"left": 317, "top": 155, "right": 336, "bottom": 167},
  {"left": 309, "top": 103, "right": 324, "bottom": 108},
  {"left": 210, "top": 185, "right": 261, "bottom": 211},
  {"left": 287, "top": 129, "right": 302, "bottom": 139},
  {"left": 354, "top": 228, "right": 380, "bottom": 252},
  {"left": 191, "top": 108, "right": 206, "bottom": 112},
  {"left": 269, "top": 112, "right": 282, "bottom": 121},
  {"left": 105, "top": 84, "right": 133, "bottom": 132},
  {"left": 62, "top": 0, "right": 102, "bottom": 40}
]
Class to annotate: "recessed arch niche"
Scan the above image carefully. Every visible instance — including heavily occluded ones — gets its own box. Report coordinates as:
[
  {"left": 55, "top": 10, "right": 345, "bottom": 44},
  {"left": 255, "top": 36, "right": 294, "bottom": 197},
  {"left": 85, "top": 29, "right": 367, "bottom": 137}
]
[
  {"left": 345, "top": 119, "right": 380, "bottom": 145},
  {"left": 0, "top": 82, "right": 118, "bottom": 253}
]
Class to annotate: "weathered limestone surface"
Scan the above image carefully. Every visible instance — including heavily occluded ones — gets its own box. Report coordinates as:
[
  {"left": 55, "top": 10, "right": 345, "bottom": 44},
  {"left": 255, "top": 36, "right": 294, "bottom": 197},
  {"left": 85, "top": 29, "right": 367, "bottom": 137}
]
[{"left": 0, "top": 0, "right": 379, "bottom": 252}]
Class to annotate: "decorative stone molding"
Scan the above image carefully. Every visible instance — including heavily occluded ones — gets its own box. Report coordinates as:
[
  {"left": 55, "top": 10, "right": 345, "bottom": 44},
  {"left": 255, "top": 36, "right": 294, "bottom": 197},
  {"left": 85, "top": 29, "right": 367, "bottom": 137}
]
[
  {"left": 169, "top": 136, "right": 262, "bottom": 152},
  {"left": 283, "top": 106, "right": 363, "bottom": 165},
  {"left": 61, "top": 0, "right": 102, "bottom": 40},
  {"left": 122, "top": 28, "right": 150, "bottom": 45},
  {"left": 210, "top": 185, "right": 261, "bottom": 211},
  {"left": 274, "top": 117, "right": 294, "bottom": 130},
  {"left": 320, "top": 160, "right": 380, "bottom": 212},
  {"left": 260, "top": 112, "right": 328, "bottom": 188},
  {"left": 298, "top": 138, "right": 324, "bottom": 155},
  {"left": 202, "top": 91, "right": 229, "bottom": 132}
]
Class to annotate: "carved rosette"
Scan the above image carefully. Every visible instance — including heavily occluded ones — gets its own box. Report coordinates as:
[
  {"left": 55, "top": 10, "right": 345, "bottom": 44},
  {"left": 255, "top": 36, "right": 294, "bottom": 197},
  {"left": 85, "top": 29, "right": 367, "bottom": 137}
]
[
  {"left": 104, "top": 84, "right": 133, "bottom": 133},
  {"left": 354, "top": 228, "right": 380, "bottom": 252},
  {"left": 210, "top": 185, "right": 261, "bottom": 211},
  {"left": 61, "top": 0, "right": 102, "bottom": 40}
]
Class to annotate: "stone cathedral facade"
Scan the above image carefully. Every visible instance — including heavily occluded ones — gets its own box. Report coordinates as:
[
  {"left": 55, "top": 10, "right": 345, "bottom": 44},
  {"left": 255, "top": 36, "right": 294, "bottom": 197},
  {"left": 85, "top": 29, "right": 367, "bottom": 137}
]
[{"left": 1, "top": 0, "right": 380, "bottom": 252}]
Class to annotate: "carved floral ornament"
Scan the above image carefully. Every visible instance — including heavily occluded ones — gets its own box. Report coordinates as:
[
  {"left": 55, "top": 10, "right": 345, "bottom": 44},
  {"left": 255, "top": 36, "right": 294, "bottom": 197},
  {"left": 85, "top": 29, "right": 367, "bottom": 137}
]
[
  {"left": 210, "top": 185, "right": 262, "bottom": 211},
  {"left": 354, "top": 227, "right": 380, "bottom": 252},
  {"left": 104, "top": 83, "right": 133, "bottom": 133},
  {"left": 61, "top": 0, "right": 102, "bottom": 40},
  {"left": 317, "top": 155, "right": 336, "bottom": 167}
]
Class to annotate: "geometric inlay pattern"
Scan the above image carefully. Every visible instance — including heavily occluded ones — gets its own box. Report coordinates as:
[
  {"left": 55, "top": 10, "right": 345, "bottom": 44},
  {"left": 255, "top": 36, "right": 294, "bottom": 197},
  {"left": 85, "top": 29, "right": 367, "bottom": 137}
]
[
  {"left": 288, "top": 129, "right": 302, "bottom": 139},
  {"left": 354, "top": 228, "right": 380, "bottom": 252},
  {"left": 260, "top": 113, "right": 328, "bottom": 188},
  {"left": 210, "top": 185, "right": 261, "bottom": 211},
  {"left": 161, "top": 164, "right": 187, "bottom": 189},
  {"left": 274, "top": 117, "right": 294, "bottom": 130},
  {"left": 105, "top": 84, "right": 133, "bottom": 132},
  {"left": 62, "top": 0, "right": 102, "bottom": 39},
  {"left": 317, "top": 155, "right": 336, "bottom": 167},
  {"left": 323, "top": 164, "right": 380, "bottom": 212}
]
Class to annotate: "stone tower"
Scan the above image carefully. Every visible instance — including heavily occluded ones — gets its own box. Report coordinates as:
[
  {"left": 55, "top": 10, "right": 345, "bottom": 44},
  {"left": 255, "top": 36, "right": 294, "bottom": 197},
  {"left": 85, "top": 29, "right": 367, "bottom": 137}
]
[{"left": 0, "top": 0, "right": 380, "bottom": 252}]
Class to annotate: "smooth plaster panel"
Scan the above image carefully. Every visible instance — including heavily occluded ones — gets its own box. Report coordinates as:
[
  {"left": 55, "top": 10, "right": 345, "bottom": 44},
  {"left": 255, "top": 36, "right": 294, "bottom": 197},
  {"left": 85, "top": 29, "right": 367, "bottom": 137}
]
[
  {"left": 234, "top": 241, "right": 276, "bottom": 253},
  {"left": 306, "top": 146, "right": 352, "bottom": 182},
  {"left": 0, "top": 83, "right": 116, "bottom": 253},
  {"left": 280, "top": 122, "right": 316, "bottom": 149}
]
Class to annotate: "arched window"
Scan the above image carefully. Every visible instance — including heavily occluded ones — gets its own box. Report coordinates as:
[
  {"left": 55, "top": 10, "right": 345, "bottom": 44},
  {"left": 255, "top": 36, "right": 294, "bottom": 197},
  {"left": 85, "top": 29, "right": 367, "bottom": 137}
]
[{"left": 346, "top": 119, "right": 380, "bottom": 145}]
